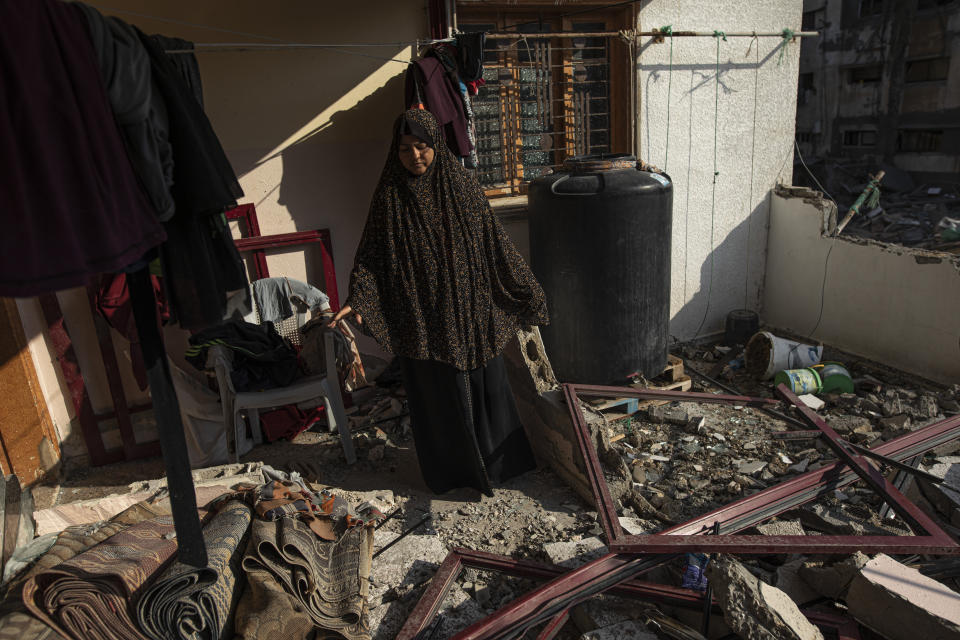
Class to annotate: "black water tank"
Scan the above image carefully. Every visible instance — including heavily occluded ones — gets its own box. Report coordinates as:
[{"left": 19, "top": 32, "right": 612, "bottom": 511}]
[{"left": 528, "top": 154, "right": 673, "bottom": 384}]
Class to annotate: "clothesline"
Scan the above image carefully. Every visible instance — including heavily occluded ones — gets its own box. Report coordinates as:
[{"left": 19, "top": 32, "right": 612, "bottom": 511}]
[{"left": 162, "top": 29, "right": 818, "bottom": 55}]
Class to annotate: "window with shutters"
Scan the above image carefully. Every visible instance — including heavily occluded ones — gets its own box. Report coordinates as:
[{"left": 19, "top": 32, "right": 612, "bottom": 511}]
[{"left": 457, "top": 3, "right": 632, "bottom": 197}]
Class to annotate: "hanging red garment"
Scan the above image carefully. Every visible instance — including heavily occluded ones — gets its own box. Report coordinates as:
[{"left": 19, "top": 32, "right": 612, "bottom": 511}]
[{"left": 96, "top": 272, "right": 169, "bottom": 390}]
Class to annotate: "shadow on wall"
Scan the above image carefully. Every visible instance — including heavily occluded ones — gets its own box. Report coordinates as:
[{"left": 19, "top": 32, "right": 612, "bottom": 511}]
[
  {"left": 669, "top": 198, "right": 769, "bottom": 342},
  {"left": 276, "top": 73, "right": 405, "bottom": 360}
]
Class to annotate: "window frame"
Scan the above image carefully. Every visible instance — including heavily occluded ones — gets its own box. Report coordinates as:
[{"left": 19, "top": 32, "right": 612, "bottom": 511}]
[
  {"left": 457, "top": 3, "right": 633, "bottom": 198},
  {"left": 842, "top": 129, "right": 878, "bottom": 148},
  {"left": 845, "top": 64, "right": 883, "bottom": 85},
  {"left": 905, "top": 57, "right": 951, "bottom": 83},
  {"left": 897, "top": 128, "right": 944, "bottom": 153}
]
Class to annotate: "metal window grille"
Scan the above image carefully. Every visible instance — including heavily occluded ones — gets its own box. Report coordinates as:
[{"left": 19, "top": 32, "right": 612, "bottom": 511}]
[{"left": 469, "top": 28, "right": 614, "bottom": 195}]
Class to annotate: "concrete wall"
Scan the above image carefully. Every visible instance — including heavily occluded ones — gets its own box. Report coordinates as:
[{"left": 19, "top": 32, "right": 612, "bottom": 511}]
[
  {"left": 762, "top": 188, "right": 960, "bottom": 384},
  {"left": 16, "top": 0, "right": 426, "bottom": 458},
  {"left": 636, "top": 0, "right": 803, "bottom": 339}
]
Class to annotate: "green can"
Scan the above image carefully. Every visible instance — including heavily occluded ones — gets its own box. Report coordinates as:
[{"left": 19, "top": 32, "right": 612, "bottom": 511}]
[{"left": 774, "top": 367, "right": 823, "bottom": 394}]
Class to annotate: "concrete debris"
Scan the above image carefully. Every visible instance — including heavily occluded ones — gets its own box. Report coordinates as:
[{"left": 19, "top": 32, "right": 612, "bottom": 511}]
[
  {"left": 756, "top": 519, "right": 805, "bottom": 537},
  {"left": 706, "top": 555, "right": 824, "bottom": 640},
  {"left": 846, "top": 553, "right": 960, "bottom": 640},
  {"left": 798, "top": 552, "right": 870, "bottom": 600},
  {"left": 773, "top": 559, "right": 821, "bottom": 607},
  {"left": 918, "top": 456, "right": 960, "bottom": 518},
  {"left": 570, "top": 594, "right": 650, "bottom": 635},
  {"left": 580, "top": 620, "right": 659, "bottom": 640},
  {"left": 797, "top": 394, "right": 825, "bottom": 410},
  {"left": 366, "top": 529, "right": 448, "bottom": 639},
  {"left": 543, "top": 536, "right": 607, "bottom": 569}
]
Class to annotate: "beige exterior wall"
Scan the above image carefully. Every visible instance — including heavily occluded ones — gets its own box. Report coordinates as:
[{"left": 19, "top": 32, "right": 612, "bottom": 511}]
[
  {"left": 637, "top": 0, "right": 803, "bottom": 339},
  {"left": 763, "top": 189, "right": 960, "bottom": 384},
  {"left": 17, "top": 0, "right": 426, "bottom": 457}
]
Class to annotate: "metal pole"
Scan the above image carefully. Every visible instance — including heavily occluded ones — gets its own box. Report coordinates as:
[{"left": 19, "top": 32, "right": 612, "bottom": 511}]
[{"left": 835, "top": 170, "right": 885, "bottom": 235}]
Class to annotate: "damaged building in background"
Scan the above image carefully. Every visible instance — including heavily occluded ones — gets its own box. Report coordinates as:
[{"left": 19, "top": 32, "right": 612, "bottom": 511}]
[
  {"left": 796, "top": 0, "right": 960, "bottom": 182},
  {"left": 794, "top": 0, "right": 960, "bottom": 249}
]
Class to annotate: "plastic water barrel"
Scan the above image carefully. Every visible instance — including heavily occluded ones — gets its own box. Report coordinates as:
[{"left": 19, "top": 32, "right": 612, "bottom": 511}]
[{"left": 528, "top": 154, "right": 673, "bottom": 384}]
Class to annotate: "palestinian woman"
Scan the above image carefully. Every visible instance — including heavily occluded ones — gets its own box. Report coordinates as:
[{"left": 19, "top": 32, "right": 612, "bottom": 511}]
[{"left": 331, "top": 109, "right": 549, "bottom": 496}]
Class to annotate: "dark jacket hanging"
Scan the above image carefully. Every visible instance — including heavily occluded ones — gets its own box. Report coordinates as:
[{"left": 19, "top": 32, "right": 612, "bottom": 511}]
[
  {"left": 0, "top": 0, "right": 165, "bottom": 297},
  {"left": 135, "top": 29, "right": 248, "bottom": 330},
  {"left": 404, "top": 57, "right": 472, "bottom": 158},
  {"left": 76, "top": 3, "right": 176, "bottom": 221}
]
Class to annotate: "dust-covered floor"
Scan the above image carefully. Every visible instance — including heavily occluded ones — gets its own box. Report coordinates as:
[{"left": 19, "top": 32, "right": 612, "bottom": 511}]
[{"left": 27, "top": 337, "right": 960, "bottom": 638}]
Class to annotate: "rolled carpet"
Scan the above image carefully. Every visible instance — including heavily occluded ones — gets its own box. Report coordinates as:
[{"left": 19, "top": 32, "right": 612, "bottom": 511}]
[
  {"left": 242, "top": 517, "right": 373, "bottom": 640},
  {"left": 135, "top": 500, "right": 251, "bottom": 640},
  {"left": 22, "top": 513, "right": 198, "bottom": 640}
]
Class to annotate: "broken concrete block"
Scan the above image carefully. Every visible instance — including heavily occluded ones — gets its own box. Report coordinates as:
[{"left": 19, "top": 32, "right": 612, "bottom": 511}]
[
  {"left": 914, "top": 394, "right": 941, "bottom": 420},
  {"left": 368, "top": 530, "right": 448, "bottom": 606},
  {"left": 880, "top": 414, "right": 912, "bottom": 439},
  {"left": 738, "top": 461, "right": 767, "bottom": 476},
  {"left": 618, "top": 516, "right": 647, "bottom": 535},
  {"left": 796, "top": 504, "right": 864, "bottom": 535},
  {"left": 580, "top": 620, "right": 658, "bottom": 640},
  {"left": 774, "top": 559, "right": 820, "bottom": 607},
  {"left": 798, "top": 394, "right": 825, "bottom": 410},
  {"left": 919, "top": 457, "right": 960, "bottom": 517},
  {"left": 798, "top": 552, "right": 869, "bottom": 600},
  {"left": 846, "top": 553, "right": 960, "bottom": 640},
  {"left": 756, "top": 519, "right": 805, "bottom": 537},
  {"left": 706, "top": 556, "right": 823, "bottom": 640},
  {"left": 828, "top": 415, "right": 871, "bottom": 434},
  {"left": 646, "top": 405, "right": 689, "bottom": 426},
  {"left": 543, "top": 536, "right": 607, "bottom": 569}
]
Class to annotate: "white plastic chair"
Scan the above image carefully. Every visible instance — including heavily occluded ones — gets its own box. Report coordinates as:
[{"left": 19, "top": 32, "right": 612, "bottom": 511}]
[{"left": 208, "top": 329, "right": 356, "bottom": 464}]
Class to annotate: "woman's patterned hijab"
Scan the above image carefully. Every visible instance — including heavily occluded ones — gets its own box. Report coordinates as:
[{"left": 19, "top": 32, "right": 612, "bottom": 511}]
[{"left": 346, "top": 109, "right": 548, "bottom": 370}]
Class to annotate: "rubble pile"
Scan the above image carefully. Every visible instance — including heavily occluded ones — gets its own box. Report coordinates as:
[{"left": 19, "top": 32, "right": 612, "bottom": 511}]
[
  {"left": 592, "top": 343, "right": 959, "bottom": 542},
  {"left": 12, "top": 337, "right": 960, "bottom": 639},
  {"left": 794, "top": 159, "right": 960, "bottom": 250}
]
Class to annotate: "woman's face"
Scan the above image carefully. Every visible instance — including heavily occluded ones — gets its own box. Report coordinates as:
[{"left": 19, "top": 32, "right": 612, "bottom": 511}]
[{"left": 398, "top": 134, "right": 435, "bottom": 176}]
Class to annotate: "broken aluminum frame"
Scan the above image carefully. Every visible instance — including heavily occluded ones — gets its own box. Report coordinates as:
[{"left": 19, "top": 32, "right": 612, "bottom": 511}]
[
  {"left": 402, "top": 394, "right": 960, "bottom": 639},
  {"left": 568, "top": 382, "right": 960, "bottom": 555},
  {"left": 396, "top": 547, "right": 715, "bottom": 640},
  {"left": 398, "top": 548, "right": 863, "bottom": 640},
  {"left": 424, "top": 390, "right": 960, "bottom": 639}
]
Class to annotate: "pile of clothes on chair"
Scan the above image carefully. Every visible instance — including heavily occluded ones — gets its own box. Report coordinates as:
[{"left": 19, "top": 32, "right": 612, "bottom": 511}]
[{"left": 184, "top": 276, "right": 366, "bottom": 445}]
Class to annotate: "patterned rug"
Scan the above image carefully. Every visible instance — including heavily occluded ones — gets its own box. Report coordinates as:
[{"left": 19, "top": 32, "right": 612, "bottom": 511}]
[
  {"left": 135, "top": 500, "right": 251, "bottom": 640},
  {"left": 0, "top": 498, "right": 172, "bottom": 640},
  {"left": 241, "top": 517, "right": 373, "bottom": 640},
  {"left": 22, "top": 513, "right": 200, "bottom": 640},
  {"left": 232, "top": 559, "right": 316, "bottom": 640}
]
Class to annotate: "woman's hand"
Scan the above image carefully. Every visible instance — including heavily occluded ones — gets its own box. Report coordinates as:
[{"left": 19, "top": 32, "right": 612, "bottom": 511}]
[{"left": 329, "top": 304, "right": 362, "bottom": 328}]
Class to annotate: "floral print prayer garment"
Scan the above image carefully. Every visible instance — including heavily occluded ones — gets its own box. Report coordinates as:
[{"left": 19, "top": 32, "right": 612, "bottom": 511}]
[{"left": 347, "top": 109, "right": 548, "bottom": 371}]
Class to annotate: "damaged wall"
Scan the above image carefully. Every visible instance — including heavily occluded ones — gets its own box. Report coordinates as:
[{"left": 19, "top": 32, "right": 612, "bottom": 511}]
[
  {"left": 14, "top": 0, "right": 426, "bottom": 460},
  {"left": 637, "top": 0, "right": 803, "bottom": 340},
  {"left": 762, "top": 187, "right": 960, "bottom": 384}
]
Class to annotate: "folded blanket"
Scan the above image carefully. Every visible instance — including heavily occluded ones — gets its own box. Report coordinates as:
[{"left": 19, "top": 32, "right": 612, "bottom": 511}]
[{"left": 136, "top": 500, "right": 252, "bottom": 640}]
